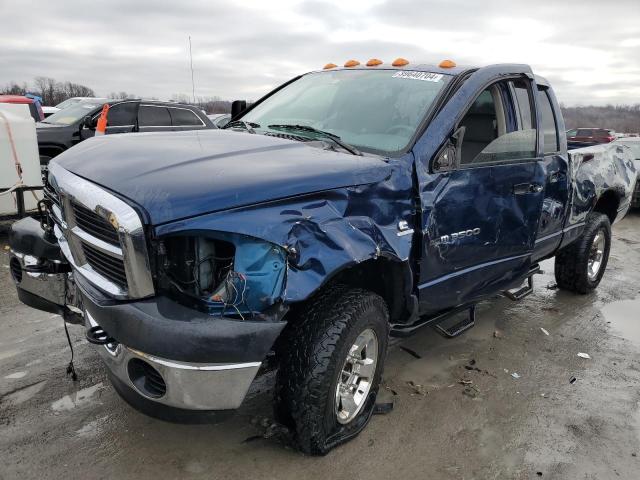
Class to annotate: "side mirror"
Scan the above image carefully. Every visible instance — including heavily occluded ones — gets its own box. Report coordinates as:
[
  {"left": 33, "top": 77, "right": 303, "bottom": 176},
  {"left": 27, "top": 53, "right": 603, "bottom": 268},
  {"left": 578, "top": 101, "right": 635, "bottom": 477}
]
[
  {"left": 82, "top": 115, "right": 96, "bottom": 129},
  {"left": 431, "top": 126, "right": 465, "bottom": 173},
  {"left": 231, "top": 100, "right": 247, "bottom": 119}
]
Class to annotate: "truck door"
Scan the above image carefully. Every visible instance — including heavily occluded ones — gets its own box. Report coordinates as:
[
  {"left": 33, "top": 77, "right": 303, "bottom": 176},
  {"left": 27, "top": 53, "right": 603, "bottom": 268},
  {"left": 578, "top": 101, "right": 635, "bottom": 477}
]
[
  {"left": 418, "top": 79, "right": 545, "bottom": 315},
  {"left": 530, "top": 84, "right": 570, "bottom": 260}
]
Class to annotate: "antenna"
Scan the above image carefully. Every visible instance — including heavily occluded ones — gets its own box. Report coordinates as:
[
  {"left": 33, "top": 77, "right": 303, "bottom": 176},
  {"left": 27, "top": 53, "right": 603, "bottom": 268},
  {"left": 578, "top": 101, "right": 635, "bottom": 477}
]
[{"left": 189, "top": 35, "right": 195, "bottom": 104}]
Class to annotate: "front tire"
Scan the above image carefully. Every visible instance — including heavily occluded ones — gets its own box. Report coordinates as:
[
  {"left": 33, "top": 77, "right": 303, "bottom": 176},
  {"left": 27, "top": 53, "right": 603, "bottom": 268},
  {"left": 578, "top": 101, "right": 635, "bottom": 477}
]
[
  {"left": 555, "top": 212, "right": 611, "bottom": 293},
  {"left": 275, "top": 286, "right": 389, "bottom": 455}
]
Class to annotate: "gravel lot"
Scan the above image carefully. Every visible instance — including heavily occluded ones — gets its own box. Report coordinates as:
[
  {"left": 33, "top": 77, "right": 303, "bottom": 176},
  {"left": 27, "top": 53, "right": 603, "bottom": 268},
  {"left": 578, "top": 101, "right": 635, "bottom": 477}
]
[{"left": 1, "top": 212, "right": 639, "bottom": 480}]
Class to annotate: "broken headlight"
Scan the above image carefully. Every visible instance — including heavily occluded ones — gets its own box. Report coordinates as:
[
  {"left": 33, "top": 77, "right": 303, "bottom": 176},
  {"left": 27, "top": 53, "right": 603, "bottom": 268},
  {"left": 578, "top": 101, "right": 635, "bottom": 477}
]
[{"left": 155, "top": 233, "right": 286, "bottom": 319}]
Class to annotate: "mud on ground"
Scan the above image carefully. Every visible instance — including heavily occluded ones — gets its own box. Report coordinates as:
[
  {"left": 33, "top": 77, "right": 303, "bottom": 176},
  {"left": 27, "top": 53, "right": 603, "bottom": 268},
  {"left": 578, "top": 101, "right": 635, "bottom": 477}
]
[{"left": 1, "top": 212, "right": 640, "bottom": 480}]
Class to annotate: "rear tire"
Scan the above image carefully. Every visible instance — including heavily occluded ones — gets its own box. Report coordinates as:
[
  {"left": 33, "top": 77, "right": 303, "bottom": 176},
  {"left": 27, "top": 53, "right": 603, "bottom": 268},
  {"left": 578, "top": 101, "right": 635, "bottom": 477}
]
[
  {"left": 555, "top": 212, "right": 611, "bottom": 293},
  {"left": 274, "top": 285, "right": 389, "bottom": 455}
]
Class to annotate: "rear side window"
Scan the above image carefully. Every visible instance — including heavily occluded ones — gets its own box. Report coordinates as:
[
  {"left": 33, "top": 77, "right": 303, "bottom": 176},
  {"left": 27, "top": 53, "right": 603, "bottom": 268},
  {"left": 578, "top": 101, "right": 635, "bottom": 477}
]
[
  {"left": 594, "top": 129, "right": 614, "bottom": 138},
  {"left": 512, "top": 80, "right": 533, "bottom": 130},
  {"left": 169, "top": 108, "right": 202, "bottom": 126},
  {"left": 107, "top": 102, "right": 138, "bottom": 127},
  {"left": 537, "top": 87, "right": 559, "bottom": 154},
  {"left": 577, "top": 128, "right": 593, "bottom": 137},
  {"left": 138, "top": 105, "right": 172, "bottom": 127}
]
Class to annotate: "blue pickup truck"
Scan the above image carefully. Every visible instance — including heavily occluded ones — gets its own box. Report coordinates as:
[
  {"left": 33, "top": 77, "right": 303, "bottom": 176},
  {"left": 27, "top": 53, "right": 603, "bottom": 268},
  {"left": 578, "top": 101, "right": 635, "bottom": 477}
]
[{"left": 8, "top": 59, "right": 636, "bottom": 454}]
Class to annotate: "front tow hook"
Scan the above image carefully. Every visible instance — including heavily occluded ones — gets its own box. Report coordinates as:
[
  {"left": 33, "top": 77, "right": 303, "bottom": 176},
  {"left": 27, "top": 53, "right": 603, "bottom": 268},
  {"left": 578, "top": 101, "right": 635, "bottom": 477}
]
[{"left": 86, "top": 325, "right": 116, "bottom": 345}]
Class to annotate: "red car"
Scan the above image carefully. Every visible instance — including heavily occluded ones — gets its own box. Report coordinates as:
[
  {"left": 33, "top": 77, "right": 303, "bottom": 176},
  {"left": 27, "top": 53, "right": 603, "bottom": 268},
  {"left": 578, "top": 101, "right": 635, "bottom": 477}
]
[
  {"left": 0, "top": 95, "right": 45, "bottom": 122},
  {"left": 567, "top": 127, "right": 616, "bottom": 145}
]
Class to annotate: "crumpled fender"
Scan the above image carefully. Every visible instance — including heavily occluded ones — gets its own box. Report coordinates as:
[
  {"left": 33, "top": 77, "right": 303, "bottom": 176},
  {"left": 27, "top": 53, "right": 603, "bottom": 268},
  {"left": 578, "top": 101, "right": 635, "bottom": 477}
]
[
  {"left": 568, "top": 143, "right": 637, "bottom": 225},
  {"left": 154, "top": 158, "right": 415, "bottom": 303}
]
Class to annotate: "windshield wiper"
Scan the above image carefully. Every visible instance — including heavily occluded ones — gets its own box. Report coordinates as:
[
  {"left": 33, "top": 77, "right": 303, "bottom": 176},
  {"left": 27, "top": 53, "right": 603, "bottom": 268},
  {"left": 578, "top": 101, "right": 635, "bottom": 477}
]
[
  {"left": 268, "top": 124, "right": 361, "bottom": 156},
  {"left": 222, "top": 120, "right": 259, "bottom": 134}
]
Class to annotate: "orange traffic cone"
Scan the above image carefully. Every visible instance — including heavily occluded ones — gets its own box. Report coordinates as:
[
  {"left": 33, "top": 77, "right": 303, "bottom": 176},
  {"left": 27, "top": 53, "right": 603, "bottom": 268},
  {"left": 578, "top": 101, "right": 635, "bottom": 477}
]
[{"left": 95, "top": 104, "right": 110, "bottom": 136}]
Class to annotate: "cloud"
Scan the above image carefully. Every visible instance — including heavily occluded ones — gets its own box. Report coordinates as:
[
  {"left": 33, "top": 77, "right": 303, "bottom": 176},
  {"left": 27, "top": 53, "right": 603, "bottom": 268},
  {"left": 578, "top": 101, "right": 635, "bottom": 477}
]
[{"left": 0, "top": 0, "right": 638, "bottom": 105}]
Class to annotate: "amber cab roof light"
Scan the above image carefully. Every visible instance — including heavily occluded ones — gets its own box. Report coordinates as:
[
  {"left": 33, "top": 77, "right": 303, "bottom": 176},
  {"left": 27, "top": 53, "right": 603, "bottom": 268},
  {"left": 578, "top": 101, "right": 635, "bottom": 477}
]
[
  {"left": 323, "top": 63, "right": 337, "bottom": 70},
  {"left": 366, "top": 58, "right": 383, "bottom": 67},
  {"left": 392, "top": 57, "right": 409, "bottom": 67},
  {"left": 439, "top": 59, "right": 457, "bottom": 68},
  {"left": 344, "top": 59, "right": 360, "bottom": 67}
]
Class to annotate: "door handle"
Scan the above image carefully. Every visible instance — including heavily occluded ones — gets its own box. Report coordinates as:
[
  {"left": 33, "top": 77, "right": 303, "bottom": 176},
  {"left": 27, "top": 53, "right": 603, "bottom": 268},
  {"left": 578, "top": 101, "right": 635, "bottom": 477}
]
[{"left": 513, "top": 183, "right": 543, "bottom": 195}]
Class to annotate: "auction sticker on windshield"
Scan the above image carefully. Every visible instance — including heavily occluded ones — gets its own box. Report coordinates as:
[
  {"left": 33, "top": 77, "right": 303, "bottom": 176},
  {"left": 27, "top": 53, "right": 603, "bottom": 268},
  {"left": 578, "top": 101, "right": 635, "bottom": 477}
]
[{"left": 392, "top": 71, "right": 443, "bottom": 82}]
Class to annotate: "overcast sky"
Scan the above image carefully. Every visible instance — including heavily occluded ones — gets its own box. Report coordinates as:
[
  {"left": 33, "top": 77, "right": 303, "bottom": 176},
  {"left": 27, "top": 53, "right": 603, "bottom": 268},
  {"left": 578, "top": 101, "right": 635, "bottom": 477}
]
[{"left": 1, "top": 0, "right": 639, "bottom": 106}]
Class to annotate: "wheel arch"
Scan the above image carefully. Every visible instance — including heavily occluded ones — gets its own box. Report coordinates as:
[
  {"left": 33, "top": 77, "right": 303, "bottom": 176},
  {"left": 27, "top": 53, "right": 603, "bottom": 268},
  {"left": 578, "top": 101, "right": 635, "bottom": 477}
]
[
  {"left": 592, "top": 189, "right": 620, "bottom": 224},
  {"left": 285, "top": 256, "right": 416, "bottom": 325}
]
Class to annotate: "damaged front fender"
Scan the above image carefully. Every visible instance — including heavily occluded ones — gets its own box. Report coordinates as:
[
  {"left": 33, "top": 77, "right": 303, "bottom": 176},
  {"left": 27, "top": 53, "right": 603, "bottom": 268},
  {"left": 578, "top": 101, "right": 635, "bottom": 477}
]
[{"left": 154, "top": 158, "right": 416, "bottom": 303}]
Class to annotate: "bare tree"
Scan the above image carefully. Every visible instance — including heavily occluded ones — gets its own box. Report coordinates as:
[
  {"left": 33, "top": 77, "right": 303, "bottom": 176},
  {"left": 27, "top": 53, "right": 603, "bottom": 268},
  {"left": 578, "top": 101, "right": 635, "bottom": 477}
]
[
  {"left": 561, "top": 105, "right": 640, "bottom": 134},
  {"left": 33, "top": 77, "right": 58, "bottom": 105},
  {"left": 0, "top": 82, "right": 29, "bottom": 95},
  {"left": 108, "top": 91, "right": 137, "bottom": 100}
]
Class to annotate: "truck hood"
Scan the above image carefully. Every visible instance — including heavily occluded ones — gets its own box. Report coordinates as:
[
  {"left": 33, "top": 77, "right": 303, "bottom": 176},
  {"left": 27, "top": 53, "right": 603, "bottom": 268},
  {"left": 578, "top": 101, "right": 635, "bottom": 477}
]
[{"left": 53, "top": 129, "right": 392, "bottom": 225}]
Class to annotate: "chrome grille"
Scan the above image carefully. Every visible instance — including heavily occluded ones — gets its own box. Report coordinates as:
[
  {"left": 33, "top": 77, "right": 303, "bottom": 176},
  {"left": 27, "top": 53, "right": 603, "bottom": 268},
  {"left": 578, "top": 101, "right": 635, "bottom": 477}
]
[
  {"left": 81, "top": 242, "right": 128, "bottom": 288},
  {"left": 71, "top": 202, "right": 120, "bottom": 245},
  {"left": 48, "top": 163, "right": 154, "bottom": 300}
]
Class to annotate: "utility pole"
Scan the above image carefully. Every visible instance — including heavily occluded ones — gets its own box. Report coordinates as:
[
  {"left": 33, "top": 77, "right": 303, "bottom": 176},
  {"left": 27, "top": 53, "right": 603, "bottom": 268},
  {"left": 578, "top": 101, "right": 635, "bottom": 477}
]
[{"left": 189, "top": 35, "right": 195, "bottom": 104}]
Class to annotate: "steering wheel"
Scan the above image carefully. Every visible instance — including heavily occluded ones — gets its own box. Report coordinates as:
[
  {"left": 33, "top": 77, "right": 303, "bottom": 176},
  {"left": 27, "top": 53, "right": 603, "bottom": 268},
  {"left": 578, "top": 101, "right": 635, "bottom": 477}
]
[{"left": 385, "top": 125, "right": 414, "bottom": 136}]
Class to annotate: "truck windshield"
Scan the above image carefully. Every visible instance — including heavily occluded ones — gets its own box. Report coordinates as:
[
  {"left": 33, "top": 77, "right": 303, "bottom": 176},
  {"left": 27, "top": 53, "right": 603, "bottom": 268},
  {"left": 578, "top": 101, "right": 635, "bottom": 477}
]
[
  {"left": 42, "top": 102, "right": 104, "bottom": 125},
  {"left": 242, "top": 69, "right": 451, "bottom": 155}
]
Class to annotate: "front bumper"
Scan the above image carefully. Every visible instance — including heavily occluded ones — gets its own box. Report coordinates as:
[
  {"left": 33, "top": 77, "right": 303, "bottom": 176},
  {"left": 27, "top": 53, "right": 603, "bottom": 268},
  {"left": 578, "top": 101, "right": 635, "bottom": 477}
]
[
  {"left": 85, "top": 311, "right": 261, "bottom": 411},
  {"left": 9, "top": 217, "right": 287, "bottom": 417}
]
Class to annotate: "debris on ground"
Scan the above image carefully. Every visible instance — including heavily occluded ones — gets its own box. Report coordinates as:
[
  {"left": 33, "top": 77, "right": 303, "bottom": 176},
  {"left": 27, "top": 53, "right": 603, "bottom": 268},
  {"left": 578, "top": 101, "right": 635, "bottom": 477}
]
[
  {"left": 493, "top": 330, "right": 504, "bottom": 339},
  {"left": 541, "top": 393, "right": 547, "bottom": 398},
  {"left": 459, "top": 379, "right": 473, "bottom": 385},
  {"left": 406, "top": 380, "right": 427, "bottom": 396},
  {"left": 374, "top": 402, "right": 394, "bottom": 415},
  {"left": 246, "top": 417, "right": 292, "bottom": 443},
  {"left": 383, "top": 385, "right": 398, "bottom": 396},
  {"left": 569, "top": 376, "right": 577, "bottom": 384},
  {"left": 399, "top": 346, "right": 422, "bottom": 359},
  {"left": 463, "top": 360, "right": 497, "bottom": 378},
  {"left": 546, "top": 282, "right": 558, "bottom": 290},
  {"left": 462, "top": 384, "right": 480, "bottom": 398},
  {"left": 577, "top": 352, "right": 591, "bottom": 359},
  {"left": 540, "top": 328, "right": 550, "bottom": 336},
  {"left": 511, "top": 372, "right": 521, "bottom": 379}
]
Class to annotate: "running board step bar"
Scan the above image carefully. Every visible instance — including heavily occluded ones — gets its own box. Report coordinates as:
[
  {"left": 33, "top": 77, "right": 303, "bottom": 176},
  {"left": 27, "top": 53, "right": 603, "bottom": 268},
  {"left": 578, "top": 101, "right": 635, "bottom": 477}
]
[
  {"left": 503, "top": 264, "right": 541, "bottom": 301},
  {"left": 390, "top": 302, "right": 480, "bottom": 338},
  {"left": 433, "top": 305, "right": 476, "bottom": 338}
]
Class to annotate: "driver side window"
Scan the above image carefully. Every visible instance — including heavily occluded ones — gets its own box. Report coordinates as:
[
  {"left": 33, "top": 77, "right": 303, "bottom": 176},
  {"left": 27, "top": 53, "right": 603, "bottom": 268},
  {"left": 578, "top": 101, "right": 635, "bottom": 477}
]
[{"left": 459, "top": 80, "right": 536, "bottom": 165}]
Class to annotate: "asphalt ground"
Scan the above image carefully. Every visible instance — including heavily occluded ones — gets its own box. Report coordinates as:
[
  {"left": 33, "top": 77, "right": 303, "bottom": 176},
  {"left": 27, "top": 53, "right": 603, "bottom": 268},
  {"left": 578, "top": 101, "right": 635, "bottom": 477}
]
[{"left": 1, "top": 211, "right": 639, "bottom": 480}]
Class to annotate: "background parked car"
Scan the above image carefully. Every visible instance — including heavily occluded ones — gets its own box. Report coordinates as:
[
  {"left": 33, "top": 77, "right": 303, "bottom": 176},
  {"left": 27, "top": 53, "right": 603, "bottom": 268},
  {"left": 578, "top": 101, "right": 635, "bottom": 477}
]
[
  {"left": 567, "top": 127, "right": 616, "bottom": 148},
  {"left": 614, "top": 137, "right": 640, "bottom": 208},
  {"left": 0, "top": 95, "right": 44, "bottom": 122},
  {"left": 37, "top": 99, "right": 215, "bottom": 168},
  {"left": 40, "top": 97, "right": 110, "bottom": 118},
  {"left": 207, "top": 113, "right": 231, "bottom": 128}
]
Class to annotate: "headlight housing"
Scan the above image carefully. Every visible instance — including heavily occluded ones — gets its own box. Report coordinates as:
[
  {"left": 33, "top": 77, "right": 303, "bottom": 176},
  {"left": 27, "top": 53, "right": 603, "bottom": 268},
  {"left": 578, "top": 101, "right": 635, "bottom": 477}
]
[{"left": 155, "top": 233, "right": 286, "bottom": 319}]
